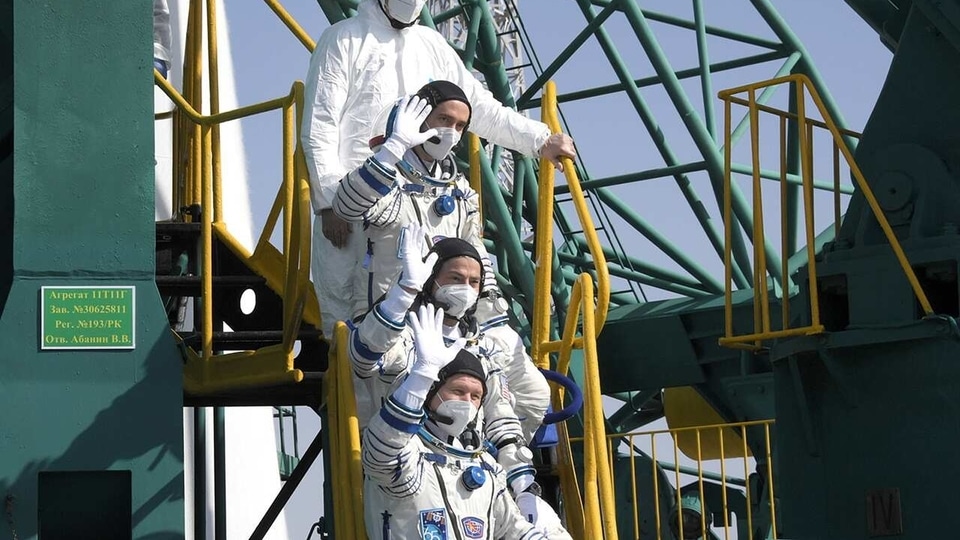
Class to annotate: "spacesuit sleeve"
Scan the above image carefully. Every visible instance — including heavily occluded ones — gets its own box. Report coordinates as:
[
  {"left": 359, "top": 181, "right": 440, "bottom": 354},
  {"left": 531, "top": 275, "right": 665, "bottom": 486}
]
[
  {"left": 435, "top": 36, "right": 551, "bottom": 157},
  {"left": 493, "top": 486, "right": 549, "bottom": 540},
  {"left": 348, "top": 299, "right": 410, "bottom": 379},
  {"left": 486, "top": 327, "right": 550, "bottom": 442},
  {"left": 301, "top": 29, "right": 352, "bottom": 212},
  {"left": 362, "top": 395, "right": 427, "bottom": 499},
  {"left": 332, "top": 155, "right": 400, "bottom": 222},
  {"left": 482, "top": 361, "right": 537, "bottom": 492}
]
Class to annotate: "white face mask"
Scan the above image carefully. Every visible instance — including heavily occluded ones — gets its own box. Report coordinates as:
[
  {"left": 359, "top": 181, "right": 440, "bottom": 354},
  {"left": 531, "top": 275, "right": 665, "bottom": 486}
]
[
  {"left": 430, "top": 398, "right": 479, "bottom": 441},
  {"left": 383, "top": 0, "right": 426, "bottom": 24},
  {"left": 433, "top": 283, "right": 478, "bottom": 319},
  {"left": 422, "top": 127, "right": 461, "bottom": 161}
]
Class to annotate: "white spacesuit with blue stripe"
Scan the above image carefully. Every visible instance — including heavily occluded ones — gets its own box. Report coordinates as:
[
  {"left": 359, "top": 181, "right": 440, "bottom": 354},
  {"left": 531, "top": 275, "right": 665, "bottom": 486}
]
[
  {"left": 363, "top": 395, "right": 547, "bottom": 540},
  {"left": 332, "top": 147, "right": 482, "bottom": 319},
  {"left": 362, "top": 304, "right": 547, "bottom": 540}
]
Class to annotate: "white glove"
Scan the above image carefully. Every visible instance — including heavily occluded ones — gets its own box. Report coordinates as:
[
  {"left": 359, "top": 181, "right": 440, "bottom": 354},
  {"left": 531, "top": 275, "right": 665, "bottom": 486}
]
[
  {"left": 397, "top": 224, "right": 439, "bottom": 292},
  {"left": 501, "top": 444, "right": 536, "bottom": 496},
  {"left": 407, "top": 303, "right": 465, "bottom": 381},
  {"left": 379, "top": 96, "right": 438, "bottom": 163}
]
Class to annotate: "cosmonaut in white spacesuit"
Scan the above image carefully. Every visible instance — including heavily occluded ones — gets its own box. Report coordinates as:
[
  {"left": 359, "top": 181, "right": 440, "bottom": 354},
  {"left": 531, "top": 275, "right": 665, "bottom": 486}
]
[
  {"left": 362, "top": 302, "right": 559, "bottom": 540},
  {"left": 347, "top": 229, "right": 539, "bottom": 493}
]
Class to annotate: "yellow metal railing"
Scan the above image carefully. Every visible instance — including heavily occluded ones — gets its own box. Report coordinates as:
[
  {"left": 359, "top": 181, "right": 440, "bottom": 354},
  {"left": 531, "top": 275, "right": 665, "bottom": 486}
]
[
  {"left": 572, "top": 419, "right": 777, "bottom": 540},
  {"left": 155, "top": 0, "right": 320, "bottom": 392},
  {"left": 717, "top": 74, "right": 933, "bottom": 349},
  {"left": 326, "top": 321, "right": 366, "bottom": 540},
  {"left": 532, "top": 81, "right": 615, "bottom": 540}
]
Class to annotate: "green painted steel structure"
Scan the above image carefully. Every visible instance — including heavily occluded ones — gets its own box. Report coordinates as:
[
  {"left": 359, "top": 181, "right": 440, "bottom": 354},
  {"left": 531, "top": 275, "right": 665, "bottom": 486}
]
[
  {"left": 4, "top": 0, "right": 960, "bottom": 537},
  {"left": 1, "top": 1, "right": 184, "bottom": 538}
]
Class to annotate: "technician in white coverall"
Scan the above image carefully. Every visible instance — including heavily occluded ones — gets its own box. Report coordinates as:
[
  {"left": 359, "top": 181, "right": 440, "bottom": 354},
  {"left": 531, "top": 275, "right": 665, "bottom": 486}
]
[
  {"left": 362, "top": 303, "right": 560, "bottom": 540},
  {"left": 334, "top": 81, "right": 551, "bottom": 441},
  {"left": 301, "top": 0, "right": 576, "bottom": 336}
]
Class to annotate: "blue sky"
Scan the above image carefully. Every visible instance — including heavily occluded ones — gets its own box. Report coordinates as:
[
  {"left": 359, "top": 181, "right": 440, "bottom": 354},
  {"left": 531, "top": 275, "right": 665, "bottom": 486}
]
[{"left": 195, "top": 1, "right": 893, "bottom": 536}]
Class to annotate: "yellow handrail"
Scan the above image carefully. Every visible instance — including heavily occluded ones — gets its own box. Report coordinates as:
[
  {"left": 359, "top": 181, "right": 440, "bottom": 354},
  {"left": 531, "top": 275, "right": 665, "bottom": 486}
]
[
  {"left": 469, "top": 133, "right": 483, "bottom": 227},
  {"left": 717, "top": 73, "right": 933, "bottom": 349},
  {"left": 531, "top": 81, "right": 616, "bottom": 540},
  {"left": 263, "top": 0, "right": 316, "bottom": 52},
  {"left": 532, "top": 81, "right": 609, "bottom": 368},
  {"left": 156, "top": 68, "right": 318, "bottom": 390},
  {"left": 332, "top": 321, "right": 365, "bottom": 539}
]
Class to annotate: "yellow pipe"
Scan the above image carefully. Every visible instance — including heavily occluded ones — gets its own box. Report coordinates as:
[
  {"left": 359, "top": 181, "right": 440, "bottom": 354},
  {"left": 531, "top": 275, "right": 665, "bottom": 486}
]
[
  {"left": 722, "top": 94, "right": 862, "bottom": 139},
  {"left": 542, "top": 82, "right": 610, "bottom": 331},
  {"left": 833, "top": 142, "right": 842, "bottom": 239},
  {"left": 749, "top": 89, "right": 763, "bottom": 340},
  {"left": 765, "top": 423, "right": 778, "bottom": 539},
  {"left": 580, "top": 275, "right": 618, "bottom": 539},
  {"left": 554, "top": 281, "right": 586, "bottom": 538},
  {"left": 201, "top": 125, "right": 214, "bottom": 364},
  {"left": 718, "top": 427, "right": 730, "bottom": 539},
  {"left": 723, "top": 98, "right": 734, "bottom": 339},
  {"left": 264, "top": 0, "right": 316, "bottom": 52},
  {"left": 325, "top": 361, "right": 345, "bottom": 539},
  {"left": 718, "top": 324, "right": 825, "bottom": 346},
  {"left": 540, "top": 337, "right": 583, "bottom": 354},
  {"left": 335, "top": 364, "right": 358, "bottom": 540},
  {"left": 283, "top": 103, "right": 294, "bottom": 257},
  {"left": 280, "top": 97, "right": 297, "bottom": 347},
  {"left": 741, "top": 425, "right": 754, "bottom": 540},
  {"left": 696, "top": 430, "right": 708, "bottom": 536},
  {"left": 469, "top": 133, "right": 483, "bottom": 227},
  {"left": 748, "top": 89, "right": 771, "bottom": 335},
  {"left": 155, "top": 73, "right": 291, "bottom": 125},
  {"left": 779, "top": 116, "right": 789, "bottom": 334},
  {"left": 531, "top": 145, "right": 555, "bottom": 369},
  {"left": 581, "top": 380, "right": 601, "bottom": 540},
  {"left": 336, "top": 322, "right": 366, "bottom": 538},
  {"left": 651, "top": 435, "right": 662, "bottom": 540},
  {"left": 205, "top": 0, "right": 224, "bottom": 223},
  {"left": 193, "top": 125, "right": 202, "bottom": 212},
  {"left": 629, "top": 434, "right": 639, "bottom": 540},
  {"left": 672, "top": 432, "right": 685, "bottom": 539},
  {"left": 794, "top": 83, "right": 823, "bottom": 331}
]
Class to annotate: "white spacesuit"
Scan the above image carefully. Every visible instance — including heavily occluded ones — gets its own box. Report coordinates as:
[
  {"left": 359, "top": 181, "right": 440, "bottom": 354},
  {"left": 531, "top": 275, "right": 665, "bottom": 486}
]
[
  {"left": 349, "top": 232, "right": 538, "bottom": 493},
  {"left": 362, "top": 303, "right": 548, "bottom": 540},
  {"left": 301, "top": 0, "right": 559, "bottom": 335},
  {"left": 332, "top": 82, "right": 484, "bottom": 318}
]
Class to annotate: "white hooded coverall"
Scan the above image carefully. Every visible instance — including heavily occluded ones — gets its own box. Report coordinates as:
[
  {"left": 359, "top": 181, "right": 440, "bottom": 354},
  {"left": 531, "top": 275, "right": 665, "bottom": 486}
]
[{"left": 301, "top": 0, "right": 552, "bottom": 334}]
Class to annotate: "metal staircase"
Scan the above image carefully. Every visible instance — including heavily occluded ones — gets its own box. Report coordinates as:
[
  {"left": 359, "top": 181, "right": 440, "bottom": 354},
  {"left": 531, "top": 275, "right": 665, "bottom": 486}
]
[{"left": 155, "top": 220, "right": 327, "bottom": 407}]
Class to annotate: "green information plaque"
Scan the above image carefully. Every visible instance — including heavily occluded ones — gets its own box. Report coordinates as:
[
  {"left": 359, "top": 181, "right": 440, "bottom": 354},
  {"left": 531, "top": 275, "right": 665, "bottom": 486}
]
[{"left": 40, "top": 286, "right": 136, "bottom": 350}]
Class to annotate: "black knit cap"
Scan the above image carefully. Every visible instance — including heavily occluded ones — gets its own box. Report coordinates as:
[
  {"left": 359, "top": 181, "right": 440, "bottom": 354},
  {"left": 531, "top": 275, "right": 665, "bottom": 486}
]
[
  {"left": 430, "top": 237, "right": 482, "bottom": 270},
  {"left": 415, "top": 80, "right": 472, "bottom": 127},
  {"left": 422, "top": 237, "right": 484, "bottom": 296},
  {"left": 426, "top": 348, "right": 487, "bottom": 405}
]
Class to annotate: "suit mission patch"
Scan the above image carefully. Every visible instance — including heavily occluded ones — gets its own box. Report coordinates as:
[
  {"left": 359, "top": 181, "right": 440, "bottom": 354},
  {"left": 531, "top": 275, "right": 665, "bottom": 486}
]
[
  {"left": 461, "top": 516, "right": 485, "bottom": 539},
  {"left": 420, "top": 508, "right": 447, "bottom": 540}
]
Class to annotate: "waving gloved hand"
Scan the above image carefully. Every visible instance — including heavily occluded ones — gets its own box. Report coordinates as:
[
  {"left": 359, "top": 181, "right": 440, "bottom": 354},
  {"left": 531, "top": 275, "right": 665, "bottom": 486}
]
[
  {"left": 378, "top": 96, "right": 438, "bottom": 164},
  {"left": 397, "top": 224, "right": 439, "bottom": 292},
  {"left": 408, "top": 303, "right": 465, "bottom": 381}
]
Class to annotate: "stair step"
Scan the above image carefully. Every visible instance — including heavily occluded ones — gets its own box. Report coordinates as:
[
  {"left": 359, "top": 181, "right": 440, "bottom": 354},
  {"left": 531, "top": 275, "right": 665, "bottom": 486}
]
[
  {"left": 184, "top": 372, "right": 325, "bottom": 408},
  {"left": 156, "top": 275, "right": 266, "bottom": 295},
  {"left": 181, "top": 329, "right": 323, "bottom": 350}
]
